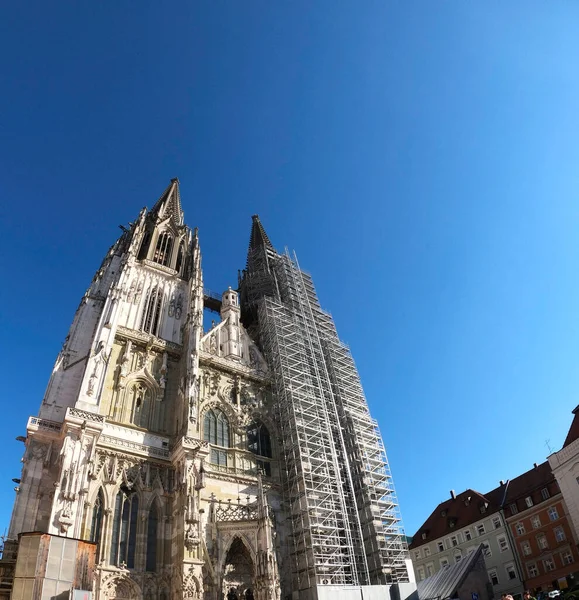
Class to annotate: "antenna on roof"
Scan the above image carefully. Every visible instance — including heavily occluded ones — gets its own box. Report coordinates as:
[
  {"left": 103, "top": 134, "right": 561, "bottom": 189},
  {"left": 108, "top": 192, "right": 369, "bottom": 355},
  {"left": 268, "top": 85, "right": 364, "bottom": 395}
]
[{"left": 545, "top": 439, "right": 553, "bottom": 453}]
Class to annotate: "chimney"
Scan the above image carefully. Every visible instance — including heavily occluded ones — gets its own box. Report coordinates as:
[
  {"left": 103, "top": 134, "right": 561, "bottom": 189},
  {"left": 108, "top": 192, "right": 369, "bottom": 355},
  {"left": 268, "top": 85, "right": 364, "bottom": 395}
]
[
  {"left": 534, "top": 463, "right": 538, "bottom": 468},
  {"left": 500, "top": 480, "right": 504, "bottom": 486},
  {"left": 450, "top": 490, "right": 456, "bottom": 500}
]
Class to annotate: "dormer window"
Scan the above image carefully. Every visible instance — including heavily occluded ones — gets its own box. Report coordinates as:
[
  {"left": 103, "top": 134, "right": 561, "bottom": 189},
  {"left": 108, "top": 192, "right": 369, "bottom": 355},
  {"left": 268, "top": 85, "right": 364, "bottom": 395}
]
[
  {"left": 153, "top": 232, "right": 173, "bottom": 267},
  {"left": 421, "top": 532, "right": 427, "bottom": 540},
  {"left": 441, "top": 509, "right": 447, "bottom": 517}
]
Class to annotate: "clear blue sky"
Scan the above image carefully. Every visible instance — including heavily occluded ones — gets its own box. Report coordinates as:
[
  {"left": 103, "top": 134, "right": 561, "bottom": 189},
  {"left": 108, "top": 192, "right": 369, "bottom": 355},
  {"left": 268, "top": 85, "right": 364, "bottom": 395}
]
[{"left": 1, "top": 1, "right": 579, "bottom": 538}]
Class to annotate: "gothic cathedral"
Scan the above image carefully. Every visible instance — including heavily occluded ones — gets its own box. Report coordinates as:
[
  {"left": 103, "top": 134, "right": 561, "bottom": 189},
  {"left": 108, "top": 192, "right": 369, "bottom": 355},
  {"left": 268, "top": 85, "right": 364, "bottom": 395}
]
[{"left": 4, "top": 180, "right": 413, "bottom": 600}]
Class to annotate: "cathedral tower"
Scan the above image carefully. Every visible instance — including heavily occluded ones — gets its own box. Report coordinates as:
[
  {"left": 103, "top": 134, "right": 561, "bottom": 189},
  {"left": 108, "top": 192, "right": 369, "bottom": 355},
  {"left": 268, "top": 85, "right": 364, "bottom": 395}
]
[
  {"left": 5, "top": 182, "right": 412, "bottom": 600},
  {"left": 7, "top": 181, "right": 281, "bottom": 600}
]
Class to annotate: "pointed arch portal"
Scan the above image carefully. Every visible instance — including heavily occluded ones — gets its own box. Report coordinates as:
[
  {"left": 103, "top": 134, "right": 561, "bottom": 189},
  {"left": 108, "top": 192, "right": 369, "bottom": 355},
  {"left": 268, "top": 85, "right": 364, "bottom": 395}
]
[{"left": 222, "top": 537, "right": 255, "bottom": 600}]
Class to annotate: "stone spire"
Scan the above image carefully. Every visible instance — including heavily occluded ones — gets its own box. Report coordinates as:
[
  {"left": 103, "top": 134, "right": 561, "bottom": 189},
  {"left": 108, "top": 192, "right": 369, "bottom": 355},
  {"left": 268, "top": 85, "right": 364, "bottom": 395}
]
[{"left": 149, "top": 177, "right": 184, "bottom": 226}]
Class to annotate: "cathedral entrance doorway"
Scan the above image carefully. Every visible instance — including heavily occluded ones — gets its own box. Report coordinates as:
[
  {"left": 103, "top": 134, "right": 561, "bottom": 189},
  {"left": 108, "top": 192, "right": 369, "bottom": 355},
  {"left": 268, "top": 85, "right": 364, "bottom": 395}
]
[{"left": 222, "top": 537, "right": 255, "bottom": 600}]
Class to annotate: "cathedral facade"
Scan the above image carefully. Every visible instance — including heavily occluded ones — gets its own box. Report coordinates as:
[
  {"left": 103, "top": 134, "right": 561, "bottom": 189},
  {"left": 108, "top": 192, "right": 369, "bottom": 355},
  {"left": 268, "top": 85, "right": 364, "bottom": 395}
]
[{"left": 5, "top": 180, "right": 412, "bottom": 600}]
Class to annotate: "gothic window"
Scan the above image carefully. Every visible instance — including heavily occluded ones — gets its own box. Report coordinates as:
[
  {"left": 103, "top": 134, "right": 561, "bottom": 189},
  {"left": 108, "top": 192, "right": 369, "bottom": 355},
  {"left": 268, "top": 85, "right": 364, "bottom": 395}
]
[
  {"left": 153, "top": 232, "right": 173, "bottom": 267},
  {"left": 140, "top": 287, "right": 163, "bottom": 336},
  {"left": 175, "top": 241, "right": 185, "bottom": 273},
  {"left": 110, "top": 487, "right": 139, "bottom": 568},
  {"left": 247, "top": 422, "right": 272, "bottom": 458},
  {"left": 90, "top": 489, "right": 104, "bottom": 546},
  {"left": 203, "top": 408, "right": 230, "bottom": 447},
  {"left": 146, "top": 502, "right": 158, "bottom": 572},
  {"left": 138, "top": 229, "right": 152, "bottom": 260},
  {"left": 129, "top": 383, "right": 152, "bottom": 429}
]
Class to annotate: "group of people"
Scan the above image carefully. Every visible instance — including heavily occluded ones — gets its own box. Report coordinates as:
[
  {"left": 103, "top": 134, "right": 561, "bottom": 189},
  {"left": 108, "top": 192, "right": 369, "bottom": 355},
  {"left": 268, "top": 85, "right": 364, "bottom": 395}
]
[{"left": 501, "top": 590, "right": 538, "bottom": 600}]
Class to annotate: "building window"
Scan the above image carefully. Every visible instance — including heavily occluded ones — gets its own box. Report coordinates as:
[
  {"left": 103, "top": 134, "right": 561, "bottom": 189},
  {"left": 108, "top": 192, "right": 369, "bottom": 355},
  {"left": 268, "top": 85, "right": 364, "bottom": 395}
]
[
  {"left": 414, "top": 550, "right": 421, "bottom": 560},
  {"left": 140, "top": 286, "right": 163, "bottom": 335},
  {"left": 521, "top": 541, "right": 532, "bottom": 556},
  {"left": 247, "top": 421, "right": 272, "bottom": 458},
  {"left": 440, "top": 558, "right": 449, "bottom": 570},
  {"left": 537, "top": 534, "right": 549, "bottom": 550},
  {"left": 110, "top": 487, "right": 139, "bottom": 568},
  {"left": 489, "top": 569, "right": 499, "bottom": 586},
  {"left": 424, "top": 546, "right": 431, "bottom": 557},
  {"left": 505, "top": 563, "right": 517, "bottom": 580},
  {"left": 531, "top": 515, "right": 541, "bottom": 529},
  {"left": 543, "top": 557, "right": 556, "bottom": 572},
  {"left": 515, "top": 522, "right": 525, "bottom": 536},
  {"left": 426, "top": 563, "right": 434, "bottom": 576},
  {"left": 493, "top": 516, "right": 501, "bottom": 529},
  {"left": 561, "top": 551, "right": 573, "bottom": 565},
  {"left": 437, "top": 542, "right": 444, "bottom": 553},
  {"left": 451, "top": 535, "right": 458, "bottom": 547},
  {"left": 554, "top": 526, "right": 566, "bottom": 542},
  {"left": 203, "top": 408, "right": 230, "bottom": 447},
  {"left": 417, "top": 566, "right": 425, "bottom": 581},
  {"left": 510, "top": 503, "right": 519, "bottom": 515},
  {"left": 482, "top": 541, "right": 492, "bottom": 557},
  {"left": 527, "top": 563, "right": 539, "bottom": 578},
  {"left": 464, "top": 529, "right": 472, "bottom": 541},
  {"left": 90, "top": 490, "right": 104, "bottom": 547},
  {"left": 548, "top": 507, "right": 559, "bottom": 521},
  {"left": 498, "top": 535, "right": 509, "bottom": 552},
  {"left": 525, "top": 496, "right": 534, "bottom": 508},
  {"left": 153, "top": 231, "right": 173, "bottom": 267},
  {"left": 541, "top": 487, "right": 550, "bottom": 501},
  {"left": 210, "top": 448, "right": 227, "bottom": 466},
  {"left": 476, "top": 524, "right": 486, "bottom": 536},
  {"left": 129, "top": 383, "right": 153, "bottom": 429},
  {"left": 454, "top": 551, "right": 462, "bottom": 563},
  {"left": 146, "top": 503, "right": 158, "bottom": 572},
  {"left": 175, "top": 242, "right": 185, "bottom": 273}
]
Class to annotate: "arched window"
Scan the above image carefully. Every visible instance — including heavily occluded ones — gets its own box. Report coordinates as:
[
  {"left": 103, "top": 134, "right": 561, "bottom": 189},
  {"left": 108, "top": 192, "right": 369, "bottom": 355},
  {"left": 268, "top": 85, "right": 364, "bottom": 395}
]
[
  {"left": 175, "top": 242, "right": 185, "bottom": 273},
  {"left": 138, "top": 229, "right": 152, "bottom": 260},
  {"left": 153, "top": 232, "right": 173, "bottom": 267},
  {"left": 140, "top": 287, "right": 163, "bottom": 336},
  {"left": 129, "top": 383, "right": 152, "bottom": 429},
  {"left": 110, "top": 487, "right": 139, "bottom": 568},
  {"left": 146, "top": 503, "right": 158, "bottom": 572},
  {"left": 247, "top": 422, "right": 272, "bottom": 458},
  {"left": 90, "top": 489, "right": 104, "bottom": 546},
  {"left": 203, "top": 408, "right": 230, "bottom": 447}
]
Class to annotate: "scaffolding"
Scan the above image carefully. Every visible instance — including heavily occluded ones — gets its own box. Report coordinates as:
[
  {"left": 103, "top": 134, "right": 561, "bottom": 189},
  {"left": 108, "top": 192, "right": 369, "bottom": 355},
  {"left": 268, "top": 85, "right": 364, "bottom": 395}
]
[{"left": 242, "top": 243, "right": 409, "bottom": 595}]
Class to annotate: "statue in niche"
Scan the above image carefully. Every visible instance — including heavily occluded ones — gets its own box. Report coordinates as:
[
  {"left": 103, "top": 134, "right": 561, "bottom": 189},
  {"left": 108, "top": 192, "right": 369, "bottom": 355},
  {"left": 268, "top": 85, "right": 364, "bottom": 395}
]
[
  {"left": 209, "top": 334, "right": 217, "bottom": 355},
  {"left": 175, "top": 294, "right": 183, "bottom": 319},
  {"left": 134, "top": 281, "right": 143, "bottom": 305},
  {"left": 158, "top": 352, "right": 168, "bottom": 390},
  {"left": 249, "top": 347, "right": 259, "bottom": 369}
]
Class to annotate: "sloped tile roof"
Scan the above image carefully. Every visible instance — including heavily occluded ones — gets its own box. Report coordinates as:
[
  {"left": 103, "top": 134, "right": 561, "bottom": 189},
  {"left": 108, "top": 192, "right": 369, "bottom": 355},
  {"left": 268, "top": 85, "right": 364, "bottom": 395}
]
[{"left": 409, "top": 488, "right": 504, "bottom": 549}]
